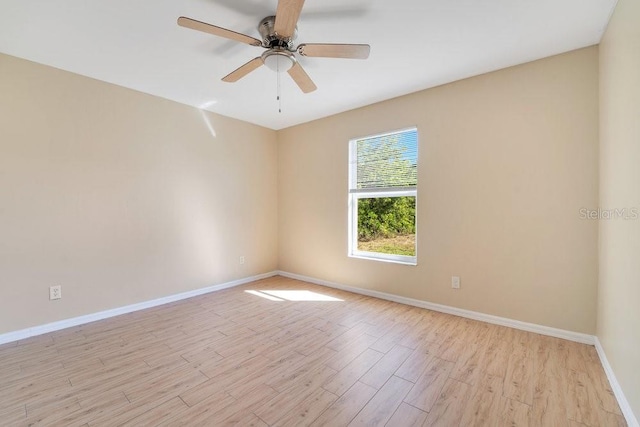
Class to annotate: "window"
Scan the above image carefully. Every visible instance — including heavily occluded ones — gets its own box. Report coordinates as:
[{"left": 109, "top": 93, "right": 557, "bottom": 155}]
[{"left": 348, "top": 128, "right": 418, "bottom": 265}]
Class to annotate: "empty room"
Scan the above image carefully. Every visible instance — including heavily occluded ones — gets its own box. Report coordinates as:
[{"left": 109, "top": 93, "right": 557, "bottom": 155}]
[{"left": 1, "top": 0, "right": 638, "bottom": 425}]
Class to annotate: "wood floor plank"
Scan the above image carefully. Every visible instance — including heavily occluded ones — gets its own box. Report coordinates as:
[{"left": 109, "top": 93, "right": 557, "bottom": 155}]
[
  {"left": 583, "top": 361, "right": 623, "bottom": 415},
  {"left": 157, "top": 391, "right": 236, "bottom": 426},
  {"left": 25, "top": 394, "right": 82, "bottom": 423},
  {"left": 199, "top": 355, "right": 274, "bottom": 392},
  {"left": 67, "top": 358, "right": 148, "bottom": 388},
  {"left": 88, "top": 394, "right": 178, "bottom": 426},
  {"left": 396, "top": 319, "right": 434, "bottom": 349},
  {"left": 423, "top": 314, "right": 460, "bottom": 344},
  {"left": 323, "top": 348, "right": 384, "bottom": 396},
  {"left": 120, "top": 396, "right": 189, "bottom": 426},
  {"left": 61, "top": 356, "right": 104, "bottom": 372},
  {"left": 310, "top": 381, "right": 377, "bottom": 427},
  {"left": 273, "top": 387, "right": 338, "bottom": 427},
  {"left": 122, "top": 365, "right": 208, "bottom": 403},
  {"left": 433, "top": 334, "right": 465, "bottom": 363},
  {"left": 449, "top": 342, "right": 485, "bottom": 386},
  {"left": 265, "top": 346, "right": 337, "bottom": 392},
  {"left": 566, "top": 369, "right": 617, "bottom": 427},
  {"left": 180, "top": 343, "right": 224, "bottom": 364},
  {"left": 227, "top": 351, "right": 305, "bottom": 398},
  {"left": 424, "top": 378, "right": 472, "bottom": 426},
  {"left": 531, "top": 366, "right": 571, "bottom": 427},
  {"left": 369, "top": 322, "right": 414, "bottom": 353},
  {"left": 325, "top": 323, "right": 378, "bottom": 353},
  {"left": 348, "top": 375, "right": 413, "bottom": 426},
  {"left": 395, "top": 345, "right": 434, "bottom": 383},
  {"left": 292, "top": 331, "right": 336, "bottom": 357},
  {"left": 602, "top": 411, "right": 629, "bottom": 426},
  {"left": 19, "top": 401, "right": 83, "bottom": 427},
  {"left": 232, "top": 412, "right": 269, "bottom": 427},
  {"left": 531, "top": 334, "right": 572, "bottom": 427},
  {"left": 468, "top": 321, "right": 497, "bottom": 347},
  {"left": 0, "top": 375, "right": 72, "bottom": 410},
  {"left": 0, "top": 405, "right": 27, "bottom": 425},
  {"left": 255, "top": 364, "right": 337, "bottom": 425},
  {"left": 482, "top": 337, "right": 512, "bottom": 378},
  {"left": 189, "top": 383, "right": 276, "bottom": 426},
  {"left": 360, "top": 344, "right": 413, "bottom": 389},
  {"left": 324, "top": 333, "right": 379, "bottom": 371},
  {"left": 561, "top": 341, "right": 591, "bottom": 373},
  {"left": 499, "top": 396, "right": 532, "bottom": 426},
  {"left": 503, "top": 342, "right": 535, "bottom": 405},
  {"left": 404, "top": 357, "right": 454, "bottom": 412},
  {"left": 24, "top": 391, "right": 129, "bottom": 426},
  {"left": 386, "top": 402, "right": 428, "bottom": 426},
  {"left": 459, "top": 373, "right": 504, "bottom": 426},
  {"left": 179, "top": 377, "right": 229, "bottom": 407}
]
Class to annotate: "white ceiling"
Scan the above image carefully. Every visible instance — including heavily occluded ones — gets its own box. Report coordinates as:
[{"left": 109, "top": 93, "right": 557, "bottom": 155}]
[{"left": 0, "top": 0, "right": 616, "bottom": 130}]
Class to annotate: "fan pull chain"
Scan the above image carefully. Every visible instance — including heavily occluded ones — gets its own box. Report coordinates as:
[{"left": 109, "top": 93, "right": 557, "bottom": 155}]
[{"left": 277, "top": 61, "right": 282, "bottom": 113}]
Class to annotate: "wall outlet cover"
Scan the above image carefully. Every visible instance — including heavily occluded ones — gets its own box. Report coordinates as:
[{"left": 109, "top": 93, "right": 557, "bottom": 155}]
[
  {"left": 451, "top": 276, "right": 461, "bottom": 289},
  {"left": 50, "top": 285, "right": 62, "bottom": 300}
]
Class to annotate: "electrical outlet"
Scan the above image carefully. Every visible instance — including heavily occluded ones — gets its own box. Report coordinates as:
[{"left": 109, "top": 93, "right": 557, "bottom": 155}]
[
  {"left": 239, "top": 256, "right": 245, "bottom": 265},
  {"left": 451, "top": 276, "right": 461, "bottom": 289},
  {"left": 50, "top": 285, "right": 62, "bottom": 300}
]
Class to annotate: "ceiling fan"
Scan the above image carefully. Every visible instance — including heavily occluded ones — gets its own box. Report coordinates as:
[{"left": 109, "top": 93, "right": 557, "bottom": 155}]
[{"left": 177, "top": 0, "right": 370, "bottom": 93}]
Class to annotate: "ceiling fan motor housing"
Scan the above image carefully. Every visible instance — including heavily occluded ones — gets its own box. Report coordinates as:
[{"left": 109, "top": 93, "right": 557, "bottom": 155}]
[{"left": 258, "top": 16, "right": 297, "bottom": 50}]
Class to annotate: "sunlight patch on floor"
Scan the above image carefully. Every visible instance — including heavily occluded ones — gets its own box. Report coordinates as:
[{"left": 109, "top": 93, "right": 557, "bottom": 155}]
[
  {"left": 245, "top": 290, "right": 284, "bottom": 301},
  {"left": 244, "top": 290, "right": 343, "bottom": 302}
]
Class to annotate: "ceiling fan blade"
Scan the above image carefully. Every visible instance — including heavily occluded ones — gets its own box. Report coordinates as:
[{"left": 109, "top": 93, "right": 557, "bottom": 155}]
[
  {"left": 274, "top": 0, "right": 305, "bottom": 38},
  {"left": 298, "top": 43, "right": 370, "bottom": 59},
  {"left": 222, "top": 57, "right": 264, "bottom": 82},
  {"left": 287, "top": 61, "right": 317, "bottom": 93},
  {"left": 177, "top": 17, "right": 262, "bottom": 47}
]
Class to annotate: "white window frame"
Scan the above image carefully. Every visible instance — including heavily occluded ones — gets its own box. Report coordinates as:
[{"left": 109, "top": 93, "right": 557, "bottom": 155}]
[{"left": 348, "top": 128, "right": 418, "bottom": 265}]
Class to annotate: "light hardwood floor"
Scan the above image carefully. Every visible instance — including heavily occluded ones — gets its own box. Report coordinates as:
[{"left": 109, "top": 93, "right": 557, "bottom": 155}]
[{"left": 0, "top": 276, "right": 626, "bottom": 426}]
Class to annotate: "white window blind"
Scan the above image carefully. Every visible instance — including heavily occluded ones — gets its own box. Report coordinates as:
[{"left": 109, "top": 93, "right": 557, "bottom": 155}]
[
  {"left": 350, "top": 128, "right": 418, "bottom": 193},
  {"left": 347, "top": 127, "right": 418, "bottom": 265}
]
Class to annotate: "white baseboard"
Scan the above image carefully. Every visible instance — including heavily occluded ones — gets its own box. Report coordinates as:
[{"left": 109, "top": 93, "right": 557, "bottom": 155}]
[
  {"left": 595, "top": 338, "right": 639, "bottom": 427},
  {"left": 0, "top": 271, "right": 278, "bottom": 346},
  {"left": 277, "top": 270, "right": 595, "bottom": 345}
]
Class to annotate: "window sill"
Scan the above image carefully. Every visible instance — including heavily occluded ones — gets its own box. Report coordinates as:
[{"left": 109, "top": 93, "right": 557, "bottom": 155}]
[{"left": 349, "top": 252, "right": 417, "bottom": 266}]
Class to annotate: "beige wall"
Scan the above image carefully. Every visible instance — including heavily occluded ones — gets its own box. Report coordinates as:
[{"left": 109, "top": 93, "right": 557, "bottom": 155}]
[
  {"left": 0, "top": 54, "right": 278, "bottom": 334},
  {"left": 278, "top": 47, "right": 599, "bottom": 334},
  {"left": 598, "top": 0, "right": 640, "bottom": 420},
  {"left": 0, "top": 46, "right": 602, "bottom": 338}
]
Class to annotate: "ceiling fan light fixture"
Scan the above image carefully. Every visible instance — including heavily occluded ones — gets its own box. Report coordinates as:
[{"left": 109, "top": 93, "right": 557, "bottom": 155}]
[{"left": 262, "top": 50, "right": 295, "bottom": 72}]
